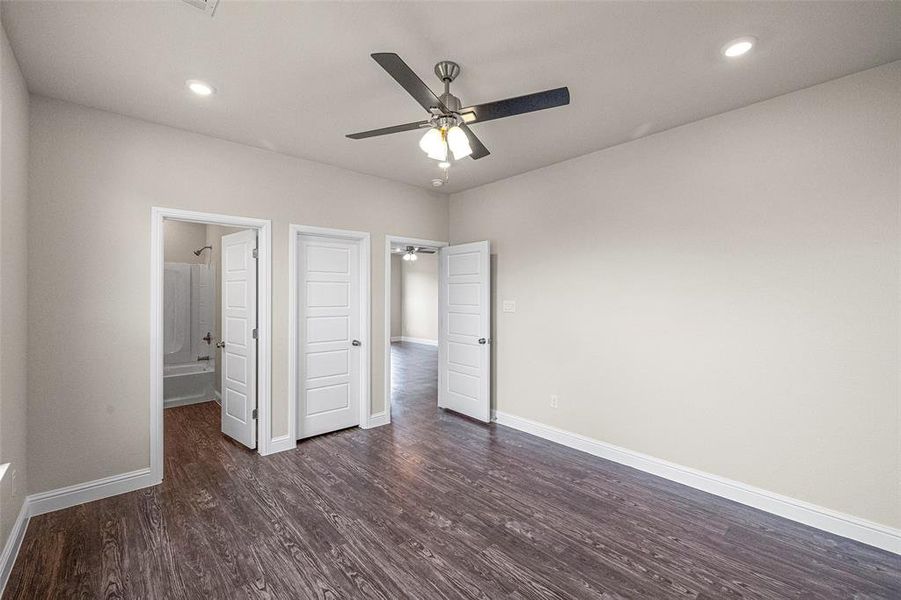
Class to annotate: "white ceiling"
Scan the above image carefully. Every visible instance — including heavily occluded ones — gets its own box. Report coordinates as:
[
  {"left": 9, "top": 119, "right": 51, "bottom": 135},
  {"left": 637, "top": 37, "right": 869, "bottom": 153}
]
[{"left": 3, "top": 1, "right": 899, "bottom": 193}]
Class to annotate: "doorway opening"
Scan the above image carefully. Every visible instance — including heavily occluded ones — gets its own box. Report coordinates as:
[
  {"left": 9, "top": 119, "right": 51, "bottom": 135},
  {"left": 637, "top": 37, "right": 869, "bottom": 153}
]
[
  {"left": 384, "top": 237, "right": 493, "bottom": 425},
  {"left": 386, "top": 237, "right": 444, "bottom": 420},
  {"left": 150, "top": 208, "right": 273, "bottom": 484}
]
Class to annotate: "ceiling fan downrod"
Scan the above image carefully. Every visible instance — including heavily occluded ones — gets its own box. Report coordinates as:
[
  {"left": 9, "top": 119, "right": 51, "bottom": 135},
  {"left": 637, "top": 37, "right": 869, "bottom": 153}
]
[{"left": 435, "top": 60, "right": 462, "bottom": 113}]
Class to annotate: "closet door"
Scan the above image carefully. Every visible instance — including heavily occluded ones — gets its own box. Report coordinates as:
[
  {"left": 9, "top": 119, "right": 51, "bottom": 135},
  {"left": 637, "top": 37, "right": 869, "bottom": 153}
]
[{"left": 296, "top": 234, "right": 362, "bottom": 439}]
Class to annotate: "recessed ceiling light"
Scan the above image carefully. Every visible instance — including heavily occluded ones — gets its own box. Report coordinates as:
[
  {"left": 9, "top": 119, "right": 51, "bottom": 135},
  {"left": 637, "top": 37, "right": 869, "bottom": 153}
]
[
  {"left": 722, "top": 36, "right": 756, "bottom": 58},
  {"left": 186, "top": 79, "right": 215, "bottom": 96}
]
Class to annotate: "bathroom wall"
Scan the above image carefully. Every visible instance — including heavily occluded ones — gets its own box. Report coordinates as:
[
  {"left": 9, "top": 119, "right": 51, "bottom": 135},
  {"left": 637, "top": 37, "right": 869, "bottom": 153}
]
[{"left": 164, "top": 220, "right": 207, "bottom": 264}]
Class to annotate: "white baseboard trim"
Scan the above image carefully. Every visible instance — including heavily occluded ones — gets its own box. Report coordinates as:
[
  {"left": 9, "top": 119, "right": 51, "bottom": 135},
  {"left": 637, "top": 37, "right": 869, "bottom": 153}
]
[
  {"left": 1, "top": 467, "right": 161, "bottom": 594},
  {"left": 164, "top": 395, "right": 216, "bottom": 409},
  {"left": 390, "top": 336, "right": 402, "bottom": 343},
  {"left": 395, "top": 336, "right": 437, "bottom": 346},
  {"left": 363, "top": 411, "right": 391, "bottom": 429},
  {"left": 27, "top": 468, "right": 159, "bottom": 518},
  {"left": 492, "top": 410, "right": 901, "bottom": 555},
  {"left": 0, "top": 502, "right": 29, "bottom": 594},
  {"left": 264, "top": 434, "right": 296, "bottom": 455}
]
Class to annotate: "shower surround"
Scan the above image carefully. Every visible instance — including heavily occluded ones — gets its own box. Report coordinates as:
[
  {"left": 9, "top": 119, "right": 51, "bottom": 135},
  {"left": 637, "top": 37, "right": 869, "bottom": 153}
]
[{"left": 163, "top": 262, "right": 215, "bottom": 406}]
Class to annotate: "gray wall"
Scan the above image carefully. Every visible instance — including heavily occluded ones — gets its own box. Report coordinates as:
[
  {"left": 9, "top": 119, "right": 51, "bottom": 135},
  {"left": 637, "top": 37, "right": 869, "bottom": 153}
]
[
  {"left": 401, "top": 253, "right": 438, "bottom": 342},
  {"left": 449, "top": 62, "right": 901, "bottom": 528},
  {"left": 26, "top": 96, "right": 448, "bottom": 495},
  {"left": 0, "top": 19, "right": 29, "bottom": 551},
  {"left": 163, "top": 220, "right": 208, "bottom": 264},
  {"left": 390, "top": 254, "right": 403, "bottom": 339}
]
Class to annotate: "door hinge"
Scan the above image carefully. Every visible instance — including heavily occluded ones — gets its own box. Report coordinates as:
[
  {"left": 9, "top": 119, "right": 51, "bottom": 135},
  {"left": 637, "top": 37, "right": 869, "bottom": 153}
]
[
  {"left": 252, "top": 408, "right": 258, "bottom": 419},
  {"left": 252, "top": 328, "right": 258, "bottom": 339},
  {"left": 252, "top": 248, "right": 258, "bottom": 259}
]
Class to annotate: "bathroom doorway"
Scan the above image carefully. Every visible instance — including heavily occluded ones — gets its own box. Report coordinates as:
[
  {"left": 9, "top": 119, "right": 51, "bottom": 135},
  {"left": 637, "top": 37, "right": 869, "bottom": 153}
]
[{"left": 150, "top": 208, "right": 273, "bottom": 484}]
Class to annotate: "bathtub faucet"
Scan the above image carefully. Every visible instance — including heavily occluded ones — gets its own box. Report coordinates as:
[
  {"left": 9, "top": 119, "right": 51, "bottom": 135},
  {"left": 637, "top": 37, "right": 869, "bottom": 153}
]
[{"left": 196, "top": 355, "right": 211, "bottom": 362}]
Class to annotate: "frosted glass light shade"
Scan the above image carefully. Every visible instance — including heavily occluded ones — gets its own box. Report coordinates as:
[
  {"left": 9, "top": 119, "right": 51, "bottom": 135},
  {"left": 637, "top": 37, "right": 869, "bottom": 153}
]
[{"left": 446, "top": 126, "right": 472, "bottom": 160}]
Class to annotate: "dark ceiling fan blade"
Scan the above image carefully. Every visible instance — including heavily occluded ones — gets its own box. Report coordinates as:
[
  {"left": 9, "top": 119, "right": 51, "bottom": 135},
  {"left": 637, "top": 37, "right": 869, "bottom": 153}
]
[
  {"left": 460, "top": 87, "right": 570, "bottom": 125},
  {"left": 371, "top": 53, "right": 447, "bottom": 113},
  {"left": 346, "top": 120, "right": 429, "bottom": 139},
  {"left": 460, "top": 124, "right": 490, "bottom": 160}
]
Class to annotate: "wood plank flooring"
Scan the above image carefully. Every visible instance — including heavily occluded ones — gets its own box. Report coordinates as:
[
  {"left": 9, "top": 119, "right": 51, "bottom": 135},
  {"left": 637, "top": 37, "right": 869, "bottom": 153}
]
[{"left": 5, "top": 342, "right": 900, "bottom": 598}]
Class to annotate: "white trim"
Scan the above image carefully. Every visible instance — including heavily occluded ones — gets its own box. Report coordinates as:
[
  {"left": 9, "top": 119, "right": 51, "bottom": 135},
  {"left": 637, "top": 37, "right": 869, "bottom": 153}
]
[
  {"left": 0, "top": 502, "right": 29, "bottom": 594},
  {"left": 151, "top": 207, "right": 275, "bottom": 471},
  {"left": 492, "top": 410, "right": 901, "bottom": 555},
  {"left": 0, "top": 468, "right": 159, "bottom": 594},
  {"left": 384, "top": 235, "right": 447, "bottom": 415},
  {"left": 28, "top": 469, "right": 158, "bottom": 518},
  {"left": 290, "top": 224, "right": 372, "bottom": 436},
  {"left": 363, "top": 411, "right": 390, "bottom": 429},
  {"left": 268, "top": 435, "right": 296, "bottom": 454},
  {"left": 163, "top": 396, "right": 217, "bottom": 408},
  {"left": 390, "top": 336, "right": 403, "bottom": 343},
  {"left": 393, "top": 336, "right": 438, "bottom": 346}
]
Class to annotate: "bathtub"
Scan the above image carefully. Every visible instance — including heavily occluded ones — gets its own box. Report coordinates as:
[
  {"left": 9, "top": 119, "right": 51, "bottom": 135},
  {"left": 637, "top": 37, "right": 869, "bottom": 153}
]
[{"left": 164, "top": 362, "right": 216, "bottom": 407}]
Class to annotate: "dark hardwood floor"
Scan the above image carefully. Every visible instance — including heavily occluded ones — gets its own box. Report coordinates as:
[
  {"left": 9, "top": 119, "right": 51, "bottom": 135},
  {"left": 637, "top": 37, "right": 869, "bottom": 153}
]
[{"left": 5, "top": 342, "right": 900, "bottom": 598}]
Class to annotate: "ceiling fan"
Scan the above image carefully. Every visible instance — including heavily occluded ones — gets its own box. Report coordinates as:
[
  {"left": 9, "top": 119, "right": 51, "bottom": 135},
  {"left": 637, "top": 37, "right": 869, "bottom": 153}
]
[
  {"left": 347, "top": 53, "right": 570, "bottom": 162},
  {"left": 394, "top": 245, "right": 437, "bottom": 261}
]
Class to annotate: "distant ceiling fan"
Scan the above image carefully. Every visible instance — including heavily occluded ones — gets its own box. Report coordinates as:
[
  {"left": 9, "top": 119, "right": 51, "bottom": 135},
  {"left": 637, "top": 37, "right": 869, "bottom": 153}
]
[
  {"left": 394, "top": 245, "right": 437, "bottom": 261},
  {"left": 346, "top": 53, "right": 570, "bottom": 162}
]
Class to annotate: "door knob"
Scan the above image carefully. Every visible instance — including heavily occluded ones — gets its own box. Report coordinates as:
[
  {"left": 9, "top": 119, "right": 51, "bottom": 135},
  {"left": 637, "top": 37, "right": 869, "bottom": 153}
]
[
  {"left": 352, "top": 339, "right": 362, "bottom": 347},
  {"left": 478, "top": 338, "right": 488, "bottom": 345},
  {"left": 216, "top": 341, "right": 226, "bottom": 348}
]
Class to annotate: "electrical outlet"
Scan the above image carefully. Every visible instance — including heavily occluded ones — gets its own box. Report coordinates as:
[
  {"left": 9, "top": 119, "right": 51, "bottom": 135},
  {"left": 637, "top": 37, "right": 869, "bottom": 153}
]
[{"left": 550, "top": 395, "right": 558, "bottom": 409}]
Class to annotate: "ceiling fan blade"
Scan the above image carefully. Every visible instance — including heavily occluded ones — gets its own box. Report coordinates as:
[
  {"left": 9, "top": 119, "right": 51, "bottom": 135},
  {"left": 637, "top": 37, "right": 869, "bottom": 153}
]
[
  {"left": 461, "top": 124, "right": 490, "bottom": 160},
  {"left": 371, "top": 53, "right": 447, "bottom": 113},
  {"left": 460, "top": 87, "right": 570, "bottom": 125},
  {"left": 346, "top": 120, "right": 429, "bottom": 140}
]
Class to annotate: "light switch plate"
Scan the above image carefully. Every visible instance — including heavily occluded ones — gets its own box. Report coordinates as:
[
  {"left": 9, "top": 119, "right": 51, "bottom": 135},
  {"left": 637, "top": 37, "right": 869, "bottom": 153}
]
[{"left": 502, "top": 300, "right": 516, "bottom": 313}]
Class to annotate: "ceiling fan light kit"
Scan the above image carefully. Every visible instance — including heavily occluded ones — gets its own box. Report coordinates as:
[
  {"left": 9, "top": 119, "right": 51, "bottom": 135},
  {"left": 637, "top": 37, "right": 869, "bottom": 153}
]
[{"left": 346, "top": 53, "right": 570, "bottom": 182}]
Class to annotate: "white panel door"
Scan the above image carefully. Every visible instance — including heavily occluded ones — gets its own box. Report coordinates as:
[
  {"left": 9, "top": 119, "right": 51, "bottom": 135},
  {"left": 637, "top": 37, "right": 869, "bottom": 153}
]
[
  {"left": 439, "top": 241, "right": 491, "bottom": 422},
  {"left": 220, "top": 229, "right": 258, "bottom": 448},
  {"left": 297, "top": 235, "right": 361, "bottom": 439}
]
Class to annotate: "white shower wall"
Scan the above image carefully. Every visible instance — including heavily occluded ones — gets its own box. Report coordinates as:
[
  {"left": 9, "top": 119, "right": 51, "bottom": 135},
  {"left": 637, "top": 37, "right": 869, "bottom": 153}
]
[{"left": 164, "top": 262, "right": 214, "bottom": 365}]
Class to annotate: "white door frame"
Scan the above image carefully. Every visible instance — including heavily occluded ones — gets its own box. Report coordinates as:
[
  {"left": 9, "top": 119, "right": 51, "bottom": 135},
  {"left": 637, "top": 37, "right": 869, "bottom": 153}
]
[
  {"left": 384, "top": 235, "right": 448, "bottom": 420},
  {"left": 150, "top": 207, "right": 275, "bottom": 484},
  {"left": 289, "top": 224, "right": 372, "bottom": 440}
]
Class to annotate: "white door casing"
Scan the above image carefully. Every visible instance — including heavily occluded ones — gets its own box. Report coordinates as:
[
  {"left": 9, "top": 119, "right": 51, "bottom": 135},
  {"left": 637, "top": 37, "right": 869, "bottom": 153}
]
[
  {"left": 297, "top": 235, "right": 362, "bottom": 438},
  {"left": 220, "top": 229, "right": 258, "bottom": 448},
  {"left": 438, "top": 241, "right": 491, "bottom": 422}
]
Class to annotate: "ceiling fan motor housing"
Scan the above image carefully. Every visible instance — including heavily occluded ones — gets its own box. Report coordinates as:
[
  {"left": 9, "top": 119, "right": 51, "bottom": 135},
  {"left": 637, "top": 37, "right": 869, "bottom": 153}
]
[{"left": 434, "top": 60, "right": 460, "bottom": 83}]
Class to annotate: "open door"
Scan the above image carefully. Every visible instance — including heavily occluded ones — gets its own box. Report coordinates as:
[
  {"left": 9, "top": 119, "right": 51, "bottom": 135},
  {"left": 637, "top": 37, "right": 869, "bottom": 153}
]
[
  {"left": 438, "top": 241, "right": 491, "bottom": 422},
  {"left": 220, "top": 229, "right": 258, "bottom": 448}
]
